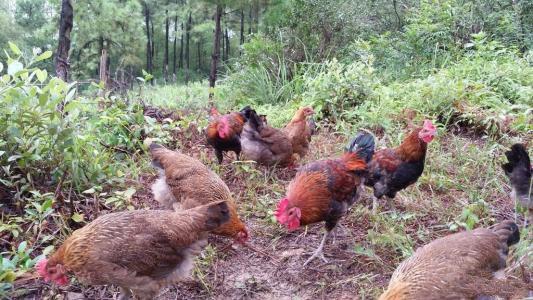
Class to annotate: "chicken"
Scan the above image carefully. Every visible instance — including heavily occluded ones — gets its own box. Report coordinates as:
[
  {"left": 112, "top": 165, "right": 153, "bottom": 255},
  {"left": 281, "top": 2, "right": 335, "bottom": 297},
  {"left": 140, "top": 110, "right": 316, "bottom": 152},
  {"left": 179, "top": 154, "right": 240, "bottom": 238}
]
[
  {"left": 36, "top": 201, "right": 230, "bottom": 300},
  {"left": 379, "top": 220, "right": 526, "bottom": 300},
  {"left": 356, "top": 120, "right": 437, "bottom": 213},
  {"left": 150, "top": 143, "right": 248, "bottom": 243},
  {"left": 283, "top": 107, "right": 315, "bottom": 160},
  {"left": 274, "top": 132, "right": 374, "bottom": 266},
  {"left": 206, "top": 106, "right": 249, "bottom": 164},
  {"left": 240, "top": 108, "right": 294, "bottom": 166},
  {"left": 502, "top": 143, "right": 532, "bottom": 226}
]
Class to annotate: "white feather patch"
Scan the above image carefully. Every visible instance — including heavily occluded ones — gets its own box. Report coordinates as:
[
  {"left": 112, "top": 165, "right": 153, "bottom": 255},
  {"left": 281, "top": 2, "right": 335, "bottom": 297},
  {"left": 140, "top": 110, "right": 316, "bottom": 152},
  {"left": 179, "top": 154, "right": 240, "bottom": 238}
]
[{"left": 151, "top": 174, "right": 176, "bottom": 210}]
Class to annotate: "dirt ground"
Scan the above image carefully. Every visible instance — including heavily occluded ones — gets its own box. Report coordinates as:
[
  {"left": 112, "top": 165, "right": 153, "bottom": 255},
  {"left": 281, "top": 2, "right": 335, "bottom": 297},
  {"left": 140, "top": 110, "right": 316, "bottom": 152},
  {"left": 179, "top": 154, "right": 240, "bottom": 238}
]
[{"left": 14, "top": 122, "right": 529, "bottom": 300}]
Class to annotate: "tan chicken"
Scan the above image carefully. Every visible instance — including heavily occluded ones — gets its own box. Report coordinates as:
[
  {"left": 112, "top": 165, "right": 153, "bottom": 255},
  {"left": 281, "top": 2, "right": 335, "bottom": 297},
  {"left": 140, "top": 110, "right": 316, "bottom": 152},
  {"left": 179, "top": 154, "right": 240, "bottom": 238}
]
[
  {"left": 240, "top": 108, "right": 294, "bottom": 166},
  {"left": 36, "top": 201, "right": 230, "bottom": 299},
  {"left": 283, "top": 107, "right": 315, "bottom": 160},
  {"left": 379, "top": 220, "right": 527, "bottom": 300},
  {"left": 150, "top": 143, "right": 249, "bottom": 243}
]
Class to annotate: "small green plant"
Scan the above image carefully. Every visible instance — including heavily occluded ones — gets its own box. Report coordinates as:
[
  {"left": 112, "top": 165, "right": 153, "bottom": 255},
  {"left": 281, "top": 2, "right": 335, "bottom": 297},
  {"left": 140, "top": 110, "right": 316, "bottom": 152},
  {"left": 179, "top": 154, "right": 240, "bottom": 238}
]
[{"left": 0, "top": 241, "right": 53, "bottom": 297}]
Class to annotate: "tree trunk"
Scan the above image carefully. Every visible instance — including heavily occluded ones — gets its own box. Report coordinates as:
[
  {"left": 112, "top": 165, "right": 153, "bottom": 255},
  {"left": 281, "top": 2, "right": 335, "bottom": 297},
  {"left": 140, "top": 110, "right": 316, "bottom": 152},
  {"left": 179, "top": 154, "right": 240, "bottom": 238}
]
[
  {"left": 392, "top": 0, "right": 402, "bottom": 30},
  {"left": 240, "top": 9, "right": 245, "bottom": 47},
  {"left": 55, "top": 0, "right": 73, "bottom": 83},
  {"left": 164, "top": 1, "right": 169, "bottom": 82},
  {"left": 248, "top": 5, "right": 252, "bottom": 35},
  {"left": 197, "top": 39, "right": 202, "bottom": 70},
  {"left": 98, "top": 47, "right": 108, "bottom": 96},
  {"left": 225, "top": 27, "right": 230, "bottom": 60},
  {"left": 179, "top": 22, "right": 184, "bottom": 68},
  {"left": 150, "top": 18, "right": 155, "bottom": 63},
  {"left": 184, "top": 11, "right": 192, "bottom": 83},
  {"left": 172, "top": 4, "right": 178, "bottom": 81},
  {"left": 221, "top": 25, "right": 226, "bottom": 61},
  {"left": 208, "top": 4, "right": 223, "bottom": 101},
  {"left": 143, "top": 1, "right": 152, "bottom": 75}
]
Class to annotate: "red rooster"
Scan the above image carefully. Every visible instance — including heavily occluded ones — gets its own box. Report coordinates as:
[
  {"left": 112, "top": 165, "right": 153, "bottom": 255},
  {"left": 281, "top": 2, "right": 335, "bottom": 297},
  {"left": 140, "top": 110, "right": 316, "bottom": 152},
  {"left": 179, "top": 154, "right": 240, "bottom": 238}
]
[
  {"left": 355, "top": 120, "right": 437, "bottom": 213},
  {"left": 206, "top": 106, "right": 250, "bottom": 164},
  {"left": 274, "top": 133, "right": 374, "bottom": 266}
]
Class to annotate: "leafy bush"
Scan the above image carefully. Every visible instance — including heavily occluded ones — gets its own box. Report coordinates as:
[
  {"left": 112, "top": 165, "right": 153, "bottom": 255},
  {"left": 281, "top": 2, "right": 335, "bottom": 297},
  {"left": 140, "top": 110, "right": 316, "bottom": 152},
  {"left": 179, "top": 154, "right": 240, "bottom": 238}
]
[{"left": 0, "top": 43, "right": 178, "bottom": 295}]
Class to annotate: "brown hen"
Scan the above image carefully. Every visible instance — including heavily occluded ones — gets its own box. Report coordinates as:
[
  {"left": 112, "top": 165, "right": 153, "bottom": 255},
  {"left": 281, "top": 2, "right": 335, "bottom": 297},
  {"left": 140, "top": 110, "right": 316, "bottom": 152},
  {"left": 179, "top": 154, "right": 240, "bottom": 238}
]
[
  {"left": 283, "top": 107, "right": 315, "bottom": 160},
  {"left": 37, "top": 201, "right": 230, "bottom": 300},
  {"left": 240, "top": 108, "right": 294, "bottom": 166},
  {"left": 150, "top": 143, "right": 248, "bottom": 243},
  {"left": 379, "top": 221, "right": 528, "bottom": 300}
]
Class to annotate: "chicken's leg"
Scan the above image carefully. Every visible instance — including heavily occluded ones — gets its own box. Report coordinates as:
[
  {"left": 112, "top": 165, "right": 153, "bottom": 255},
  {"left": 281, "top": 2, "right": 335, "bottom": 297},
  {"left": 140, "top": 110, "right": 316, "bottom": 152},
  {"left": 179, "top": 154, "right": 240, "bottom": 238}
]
[
  {"left": 215, "top": 149, "right": 224, "bottom": 164},
  {"left": 303, "top": 230, "right": 330, "bottom": 267},
  {"left": 372, "top": 196, "right": 379, "bottom": 214},
  {"left": 118, "top": 287, "right": 132, "bottom": 300}
]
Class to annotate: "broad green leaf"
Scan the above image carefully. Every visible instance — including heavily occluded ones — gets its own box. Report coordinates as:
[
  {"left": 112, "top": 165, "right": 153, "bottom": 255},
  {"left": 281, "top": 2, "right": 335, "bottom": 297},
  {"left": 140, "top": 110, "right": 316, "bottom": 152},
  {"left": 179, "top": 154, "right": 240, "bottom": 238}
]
[
  {"left": 123, "top": 187, "right": 136, "bottom": 199},
  {"left": 43, "top": 245, "right": 54, "bottom": 255},
  {"left": 42, "top": 199, "right": 53, "bottom": 211},
  {"left": 35, "top": 69, "right": 47, "bottom": 83},
  {"left": 35, "top": 51, "right": 53, "bottom": 62},
  {"left": 71, "top": 213, "right": 84, "bottom": 223},
  {"left": 39, "top": 93, "right": 49, "bottom": 106},
  {"left": 65, "top": 88, "right": 76, "bottom": 103},
  {"left": 7, "top": 61, "right": 23, "bottom": 76},
  {"left": 17, "top": 241, "right": 27, "bottom": 253},
  {"left": 82, "top": 187, "right": 96, "bottom": 194},
  {"left": 7, "top": 155, "right": 22, "bottom": 162},
  {"left": 1, "top": 270, "right": 16, "bottom": 283},
  {"left": 8, "top": 42, "right": 21, "bottom": 56}
]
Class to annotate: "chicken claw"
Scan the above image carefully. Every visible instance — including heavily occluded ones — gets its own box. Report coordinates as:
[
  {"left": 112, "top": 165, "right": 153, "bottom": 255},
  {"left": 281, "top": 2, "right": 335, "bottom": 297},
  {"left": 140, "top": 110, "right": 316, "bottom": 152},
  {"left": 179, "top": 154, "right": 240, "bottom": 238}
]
[
  {"left": 372, "top": 196, "right": 379, "bottom": 214},
  {"left": 303, "top": 231, "right": 329, "bottom": 267}
]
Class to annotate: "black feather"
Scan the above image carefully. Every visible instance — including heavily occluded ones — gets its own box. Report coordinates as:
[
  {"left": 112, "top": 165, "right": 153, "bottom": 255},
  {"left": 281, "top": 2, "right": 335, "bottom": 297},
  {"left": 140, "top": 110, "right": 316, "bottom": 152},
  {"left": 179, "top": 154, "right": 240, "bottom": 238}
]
[
  {"left": 345, "top": 131, "right": 375, "bottom": 163},
  {"left": 240, "top": 106, "right": 253, "bottom": 120},
  {"left": 501, "top": 143, "right": 531, "bottom": 204},
  {"left": 506, "top": 221, "right": 520, "bottom": 246},
  {"left": 307, "top": 117, "right": 317, "bottom": 135}
]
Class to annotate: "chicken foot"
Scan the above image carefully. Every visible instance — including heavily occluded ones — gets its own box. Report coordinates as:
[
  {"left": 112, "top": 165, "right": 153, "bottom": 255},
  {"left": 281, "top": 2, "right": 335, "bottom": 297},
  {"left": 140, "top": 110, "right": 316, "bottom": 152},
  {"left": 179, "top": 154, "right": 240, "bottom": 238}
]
[
  {"left": 118, "top": 287, "right": 132, "bottom": 300},
  {"left": 372, "top": 196, "right": 379, "bottom": 214},
  {"left": 303, "top": 231, "right": 330, "bottom": 267}
]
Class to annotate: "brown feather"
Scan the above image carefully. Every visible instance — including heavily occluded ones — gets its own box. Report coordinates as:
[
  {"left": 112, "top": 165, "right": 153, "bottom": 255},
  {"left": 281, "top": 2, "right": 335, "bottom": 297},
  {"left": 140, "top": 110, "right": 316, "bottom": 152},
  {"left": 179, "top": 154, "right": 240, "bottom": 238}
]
[
  {"left": 395, "top": 128, "right": 427, "bottom": 162},
  {"left": 379, "top": 221, "right": 525, "bottom": 300},
  {"left": 283, "top": 108, "right": 313, "bottom": 159},
  {"left": 150, "top": 146, "right": 247, "bottom": 239},
  {"left": 46, "top": 202, "right": 229, "bottom": 298},
  {"left": 286, "top": 154, "right": 366, "bottom": 226}
]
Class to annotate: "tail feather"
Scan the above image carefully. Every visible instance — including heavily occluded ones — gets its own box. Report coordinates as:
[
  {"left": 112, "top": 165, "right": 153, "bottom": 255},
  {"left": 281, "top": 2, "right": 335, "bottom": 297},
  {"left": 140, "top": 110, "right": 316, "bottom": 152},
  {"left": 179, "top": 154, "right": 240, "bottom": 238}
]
[
  {"left": 345, "top": 131, "right": 375, "bottom": 163},
  {"left": 501, "top": 143, "right": 532, "bottom": 207},
  {"left": 489, "top": 220, "right": 520, "bottom": 247},
  {"left": 246, "top": 109, "right": 263, "bottom": 132},
  {"left": 502, "top": 143, "right": 531, "bottom": 175},
  {"left": 240, "top": 106, "right": 253, "bottom": 120},
  {"left": 149, "top": 143, "right": 166, "bottom": 170}
]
